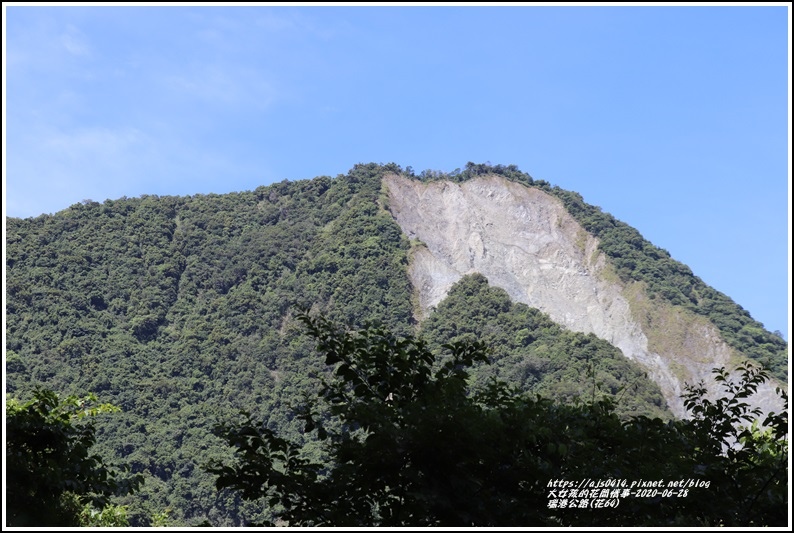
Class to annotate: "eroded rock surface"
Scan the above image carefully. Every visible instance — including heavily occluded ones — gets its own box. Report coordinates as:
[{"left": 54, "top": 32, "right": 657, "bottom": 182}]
[{"left": 385, "top": 173, "right": 783, "bottom": 417}]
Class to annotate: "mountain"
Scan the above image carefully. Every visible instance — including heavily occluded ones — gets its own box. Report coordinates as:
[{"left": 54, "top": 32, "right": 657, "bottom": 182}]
[
  {"left": 385, "top": 171, "right": 785, "bottom": 417},
  {"left": 5, "top": 162, "right": 787, "bottom": 526}
]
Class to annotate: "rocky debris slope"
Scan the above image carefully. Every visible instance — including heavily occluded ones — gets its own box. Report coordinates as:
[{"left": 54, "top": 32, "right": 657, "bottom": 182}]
[{"left": 384, "top": 173, "right": 783, "bottom": 418}]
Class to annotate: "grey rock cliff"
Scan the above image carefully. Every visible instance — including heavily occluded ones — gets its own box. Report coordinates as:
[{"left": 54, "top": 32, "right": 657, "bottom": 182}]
[{"left": 384, "top": 173, "right": 783, "bottom": 418}]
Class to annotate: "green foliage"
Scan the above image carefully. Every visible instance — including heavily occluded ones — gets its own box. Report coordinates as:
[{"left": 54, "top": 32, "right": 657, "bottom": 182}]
[
  {"left": 150, "top": 507, "right": 173, "bottom": 527},
  {"left": 678, "top": 364, "right": 789, "bottom": 525},
  {"left": 5, "top": 163, "right": 414, "bottom": 525},
  {"left": 208, "top": 315, "right": 787, "bottom": 527},
  {"left": 5, "top": 162, "right": 786, "bottom": 525},
  {"left": 421, "top": 274, "right": 669, "bottom": 419},
  {"left": 77, "top": 501, "right": 131, "bottom": 527},
  {"left": 5, "top": 388, "right": 143, "bottom": 527}
]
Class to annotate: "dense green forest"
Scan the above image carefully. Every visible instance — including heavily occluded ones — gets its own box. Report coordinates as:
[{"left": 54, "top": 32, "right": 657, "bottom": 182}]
[
  {"left": 6, "top": 389, "right": 144, "bottom": 526},
  {"left": 420, "top": 274, "right": 668, "bottom": 420},
  {"left": 208, "top": 313, "right": 787, "bottom": 527},
  {"left": 5, "top": 162, "right": 787, "bottom": 525}
]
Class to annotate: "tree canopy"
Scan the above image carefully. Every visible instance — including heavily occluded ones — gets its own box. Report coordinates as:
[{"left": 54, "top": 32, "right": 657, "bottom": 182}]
[
  {"left": 207, "top": 313, "right": 788, "bottom": 527},
  {"left": 5, "top": 162, "right": 787, "bottom": 525},
  {"left": 5, "top": 389, "right": 143, "bottom": 527}
]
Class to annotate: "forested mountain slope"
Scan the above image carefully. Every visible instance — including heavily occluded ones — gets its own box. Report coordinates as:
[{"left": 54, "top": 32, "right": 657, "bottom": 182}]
[{"left": 5, "top": 162, "right": 786, "bottom": 526}]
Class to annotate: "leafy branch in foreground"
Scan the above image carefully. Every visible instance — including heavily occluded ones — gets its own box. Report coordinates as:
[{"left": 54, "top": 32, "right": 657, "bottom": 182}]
[
  {"left": 681, "top": 364, "right": 789, "bottom": 525},
  {"left": 5, "top": 388, "right": 144, "bottom": 527},
  {"left": 206, "top": 313, "right": 788, "bottom": 527}
]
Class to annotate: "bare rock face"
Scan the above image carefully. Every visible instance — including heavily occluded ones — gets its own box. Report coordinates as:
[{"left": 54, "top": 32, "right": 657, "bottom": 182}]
[{"left": 384, "top": 173, "right": 783, "bottom": 418}]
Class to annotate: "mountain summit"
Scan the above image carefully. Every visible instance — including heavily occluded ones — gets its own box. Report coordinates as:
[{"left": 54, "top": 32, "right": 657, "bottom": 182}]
[{"left": 6, "top": 162, "right": 786, "bottom": 525}]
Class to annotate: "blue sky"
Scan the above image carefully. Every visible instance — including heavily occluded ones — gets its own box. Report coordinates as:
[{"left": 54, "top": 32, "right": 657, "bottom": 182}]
[{"left": 3, "top": 4, "right": 791, "bottom": 339}]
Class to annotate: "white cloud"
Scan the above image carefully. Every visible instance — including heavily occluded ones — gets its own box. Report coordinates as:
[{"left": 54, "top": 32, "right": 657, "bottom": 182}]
[
  {"left": 44, "top": 126, "right": 145, "bottom": 159},
  {"left": 164, "top": 64, "right": 277, "bottom": 111},
  {"left": 253, "top": 11, "right": 299, "bottom": 33},
  {"left": 6, "top": 126, "right": 152, "bottom": 217},
  {"left": 253, "top": 10, "right": 344, "bottom": 40},
  {"left": 61, "top": 25, "right": 90, "bottom": 56},
  {"left": 6, "top": 120, "right": 264, "bottom": 218}
]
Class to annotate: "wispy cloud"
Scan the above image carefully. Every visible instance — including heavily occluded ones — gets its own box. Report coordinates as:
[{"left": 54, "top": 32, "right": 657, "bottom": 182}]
[
  {"left": 164, "top": 64, "right": 277, "bottom": 111},
  {"left": 6, "top": 120, "right": 266, "bottom": 218},
  {"left": 7, "top": 17, "right": 93, "bottom": 72},
  {"left": 253, "top": 9, "right": 346, "bottom": 40},
  {"left": 254, "top": 10, "right": 300, "bottom": 33},
  {"left": 61, "top": 24, "right": 90, "bottom": 56},
  {"left": 6, "top": 125, "right": 153, "bottom": 216},
  {"left": 9, "top": 122, "right": 160, "bottom": 210},
  {"left": 45, "top": 126, "right": 144, "bottom": 156}
]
